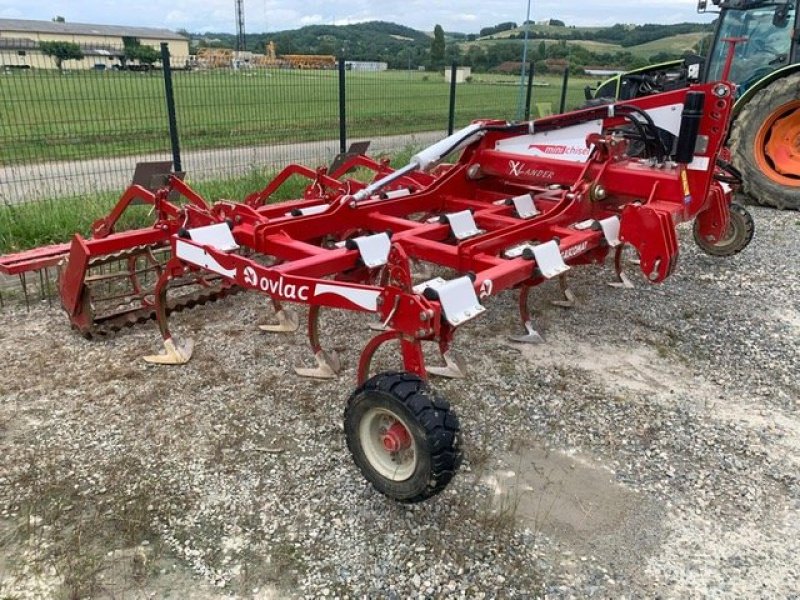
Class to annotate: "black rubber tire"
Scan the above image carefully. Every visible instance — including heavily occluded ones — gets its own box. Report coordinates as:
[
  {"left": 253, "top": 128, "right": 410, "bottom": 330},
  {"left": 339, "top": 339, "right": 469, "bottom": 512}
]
[
  {"left": 344, "top": 371, "right": 461, "bottom": 503},
  {"left": 693, "top": 203, "right": 754, "bottom": 257},
  {"left": 729, "top": 73, "right": 800, "bottom": 211}
]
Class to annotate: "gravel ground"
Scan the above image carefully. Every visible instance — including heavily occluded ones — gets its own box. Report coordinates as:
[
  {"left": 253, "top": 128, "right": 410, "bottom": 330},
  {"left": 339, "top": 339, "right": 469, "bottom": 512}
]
[{"left": 0, "top": 206, "right": 798, "bottom": 599}]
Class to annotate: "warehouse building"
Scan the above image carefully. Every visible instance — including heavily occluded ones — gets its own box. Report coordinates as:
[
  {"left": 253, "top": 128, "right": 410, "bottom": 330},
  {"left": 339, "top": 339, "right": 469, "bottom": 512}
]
[{"left": 0, "top": 18, "right": 189, "bottom": 70}]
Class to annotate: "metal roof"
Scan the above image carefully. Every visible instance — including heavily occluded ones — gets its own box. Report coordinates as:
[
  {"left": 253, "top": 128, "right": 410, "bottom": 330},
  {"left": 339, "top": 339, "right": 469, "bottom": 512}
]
[{"left": 0, "top": 18, "right": 187, "bottom": 41}]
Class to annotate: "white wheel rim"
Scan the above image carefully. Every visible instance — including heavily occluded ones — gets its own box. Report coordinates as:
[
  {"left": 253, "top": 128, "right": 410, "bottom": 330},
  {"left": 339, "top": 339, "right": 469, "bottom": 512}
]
[{"left": 359, "top": 407, "right": 417, "bottom": 482}]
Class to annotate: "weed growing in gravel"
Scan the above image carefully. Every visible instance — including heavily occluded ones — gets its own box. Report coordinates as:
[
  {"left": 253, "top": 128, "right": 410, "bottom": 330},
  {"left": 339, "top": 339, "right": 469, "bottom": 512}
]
[{"left": 1, "top": 442, "right": 197, "bottom": 598}]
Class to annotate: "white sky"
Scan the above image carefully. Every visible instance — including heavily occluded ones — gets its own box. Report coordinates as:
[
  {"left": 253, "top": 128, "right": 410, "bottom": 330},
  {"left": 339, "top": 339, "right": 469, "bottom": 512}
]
[{"left": 0, "top": 0, "right": 714, "bottom": 33}]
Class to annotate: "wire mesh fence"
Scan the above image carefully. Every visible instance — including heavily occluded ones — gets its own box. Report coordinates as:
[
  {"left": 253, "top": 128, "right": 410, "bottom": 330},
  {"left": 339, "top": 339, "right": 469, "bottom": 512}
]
[{"left": 0, "top": 44, "right": 589, "bottom": 208}]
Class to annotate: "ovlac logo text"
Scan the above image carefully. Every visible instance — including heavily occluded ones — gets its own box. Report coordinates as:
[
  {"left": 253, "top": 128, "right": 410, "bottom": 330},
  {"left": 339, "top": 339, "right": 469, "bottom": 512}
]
[{"left": 242, "top": 266, "right": 310, "bottom": 300}]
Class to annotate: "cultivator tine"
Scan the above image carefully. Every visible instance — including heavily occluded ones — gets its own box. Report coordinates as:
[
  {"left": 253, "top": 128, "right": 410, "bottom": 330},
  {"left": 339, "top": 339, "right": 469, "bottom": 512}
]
[
  {"left": 551, "top": 273, "right": 577, "bottom": 308},
  {"left": 367, "top": 320, "right": 389, "bottom": 332},
  {"left": 260, "top": 308, "right": 299, "bottom": 333},
  {"left": 294, "top": 306, "right": 342, "bottom": 379},
  {"left": 427, "top": 350, "right": 467, "bottom": 379},
  {"left": 259, "top": 299, "right": 299, "bottom": 333},
  {"left": 294, "top": 349, "right": 342, "bottom": 379},
  {"left": 143, "top": 336, "right": 195, "bottom": 365},
  {"left": 509, "top": 321, "right": 546, "bottom": 344},
  {"left": 18, "top": 273, "right": 30, "bottom": 310},
  {"left": 43, "top": 267, "right": 53, "bottom": 306},
  {"left": 609, "top": 245, "right": 635, "bottom": 289},
  {"left": 509, "top": 284, "right": 546, "bottom": 344}
]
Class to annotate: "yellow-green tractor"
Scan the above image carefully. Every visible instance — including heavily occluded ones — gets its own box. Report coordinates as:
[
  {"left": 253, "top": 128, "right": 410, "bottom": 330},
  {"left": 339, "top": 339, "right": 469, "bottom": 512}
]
[{"left": 591, "top": 0, "right": 799, "bottom": 209}]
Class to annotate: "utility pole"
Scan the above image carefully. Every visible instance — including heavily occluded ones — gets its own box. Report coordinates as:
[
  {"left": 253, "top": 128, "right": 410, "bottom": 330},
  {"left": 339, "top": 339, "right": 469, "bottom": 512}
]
[
  {"left": 515, "top": 0, "right": 532, "bottom": 120},
  {"left": 235, "top": 0, "right": 246, "bottom": 52}
]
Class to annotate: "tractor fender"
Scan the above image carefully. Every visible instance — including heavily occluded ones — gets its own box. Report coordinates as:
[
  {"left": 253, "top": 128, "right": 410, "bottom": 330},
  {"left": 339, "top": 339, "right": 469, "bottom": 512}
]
[{"left": 732, "top": 63, "right": 800, "bottom": 119}]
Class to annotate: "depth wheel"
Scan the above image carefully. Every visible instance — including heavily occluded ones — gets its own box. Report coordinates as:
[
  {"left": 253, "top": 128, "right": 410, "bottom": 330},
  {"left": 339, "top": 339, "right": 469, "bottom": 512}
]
[
  {"left": 344, "top": 371, "right": 461, "bottom": 503},
  {"left": 730, "top": 73, "right": 800, "bottom": 210},
  {"left": 693, "top": 203, "right": 754, "bottom": 257}
]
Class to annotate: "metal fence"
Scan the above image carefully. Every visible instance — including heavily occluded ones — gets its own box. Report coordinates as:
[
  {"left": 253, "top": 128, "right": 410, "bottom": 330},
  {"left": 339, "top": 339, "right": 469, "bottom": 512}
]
[{"left": 0, "top": 43, "right": 587, "bottom": 205}]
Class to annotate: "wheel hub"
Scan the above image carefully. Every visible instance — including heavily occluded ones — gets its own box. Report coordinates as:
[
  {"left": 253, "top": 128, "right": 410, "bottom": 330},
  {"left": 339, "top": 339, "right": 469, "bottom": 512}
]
[
  {"left": 381, "top": 421, "right": 411, "bottom": 453},
  {"left": 359, "top": 407, "right": 417, "bottom": 481},
  {"left": 757, "top": 100, "right": 800, "bottom": 185}
]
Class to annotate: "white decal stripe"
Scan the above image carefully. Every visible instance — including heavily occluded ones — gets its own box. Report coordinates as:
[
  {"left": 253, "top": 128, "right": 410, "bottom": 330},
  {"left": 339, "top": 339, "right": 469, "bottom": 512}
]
[
  {"left": 176, "top": 240, "right": 236, "bottom": 278},
  {"left": 314, "top": 284, "right": 379, "bottom": 311}
]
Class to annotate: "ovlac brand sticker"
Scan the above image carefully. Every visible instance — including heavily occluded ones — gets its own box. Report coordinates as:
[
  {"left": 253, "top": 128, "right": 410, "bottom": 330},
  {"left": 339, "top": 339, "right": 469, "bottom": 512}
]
[
  {"left": 239, "top": 266, "right": 380, "bottom": 311},
  {"left": 241, "top": 266, "right": 311, "bottom": 301}
]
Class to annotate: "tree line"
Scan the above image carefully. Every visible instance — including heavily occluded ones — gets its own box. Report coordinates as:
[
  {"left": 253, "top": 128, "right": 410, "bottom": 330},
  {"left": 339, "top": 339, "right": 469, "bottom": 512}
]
[{"left": 190, "top": 19, "right": 713, "bottom": 73}]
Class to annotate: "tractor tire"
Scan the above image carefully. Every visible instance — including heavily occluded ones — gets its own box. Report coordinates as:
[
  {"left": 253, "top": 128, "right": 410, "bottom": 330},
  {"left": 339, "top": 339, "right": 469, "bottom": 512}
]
[
  {"left": 729, "top": 73, "right": 800, "bottom": 210},
  {"left": 344, "top": 371, "right": 461, "bottom": 503},
  {"left": 693, "top": 203, "right": 754, "bottom": 257}
]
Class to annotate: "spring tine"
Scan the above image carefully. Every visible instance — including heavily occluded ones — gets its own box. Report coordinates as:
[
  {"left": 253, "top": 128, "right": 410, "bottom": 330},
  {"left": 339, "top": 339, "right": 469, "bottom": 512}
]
[
  {"left": 509, "top": 320, "right": 546, "bottom": 344},
  {"left": 43, "top": 268, "right": 53, "bottom": 306},
  {"left": 294, "top": 305, "right": 341, "bottom": 378},
  {"left": 609, "top": 245, "right": 635, "bottom": 289},
  {"left": 551, "top": 273, "right": 576, "bottom": 308},
  {"left": 427, "top": 350, "right": 467, "bottom": 379},
  {"left": 19, "top": 273, "right": 29, "bottom": 310}
]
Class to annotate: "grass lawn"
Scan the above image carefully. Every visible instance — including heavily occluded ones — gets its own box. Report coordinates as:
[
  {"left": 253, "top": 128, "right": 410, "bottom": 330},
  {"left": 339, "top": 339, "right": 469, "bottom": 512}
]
[{"left": 0, "top": 68, "right": 590, "bottom": 167}]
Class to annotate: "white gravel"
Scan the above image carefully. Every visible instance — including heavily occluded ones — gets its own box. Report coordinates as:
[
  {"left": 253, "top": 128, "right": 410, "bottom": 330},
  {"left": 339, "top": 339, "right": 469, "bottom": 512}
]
[{"left": 0, "top": 206, "right": 798, "bottom": 598}]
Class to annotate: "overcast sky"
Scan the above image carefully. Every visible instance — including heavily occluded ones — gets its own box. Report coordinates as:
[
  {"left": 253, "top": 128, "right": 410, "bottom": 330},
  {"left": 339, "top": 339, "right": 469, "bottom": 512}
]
[{"left": 0, "top": 0, "right": 714, "bottom": 33}]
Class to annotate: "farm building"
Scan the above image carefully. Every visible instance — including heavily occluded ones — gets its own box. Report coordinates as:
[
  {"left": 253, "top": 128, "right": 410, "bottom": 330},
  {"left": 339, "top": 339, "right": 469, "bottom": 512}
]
[{"left": 0, "top": 18, "right": 189, "bottom": 70}]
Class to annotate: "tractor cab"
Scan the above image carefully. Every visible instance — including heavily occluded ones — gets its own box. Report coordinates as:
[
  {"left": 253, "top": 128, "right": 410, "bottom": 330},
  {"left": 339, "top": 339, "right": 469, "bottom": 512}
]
[
  {"left": 590, "top": 0, "right": 798, "bottom": 102},
  {"left": 703, "top": 0, "right": 798, "bottom": 94}
]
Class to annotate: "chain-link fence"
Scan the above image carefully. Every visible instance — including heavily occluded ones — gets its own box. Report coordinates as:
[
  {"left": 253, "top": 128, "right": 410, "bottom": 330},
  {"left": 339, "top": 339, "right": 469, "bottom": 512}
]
[{"left": 0, "top": 43, "right": 588, "bottom": 206}]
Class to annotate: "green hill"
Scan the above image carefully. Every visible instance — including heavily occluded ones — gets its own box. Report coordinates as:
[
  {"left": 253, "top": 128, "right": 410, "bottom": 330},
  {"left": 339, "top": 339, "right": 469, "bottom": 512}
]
[
  {"left": 195, "top": 21, "right": 431, "bottom": 67},
  {"left": 191, "top": 19, "right": 713, "bottom": 71}
]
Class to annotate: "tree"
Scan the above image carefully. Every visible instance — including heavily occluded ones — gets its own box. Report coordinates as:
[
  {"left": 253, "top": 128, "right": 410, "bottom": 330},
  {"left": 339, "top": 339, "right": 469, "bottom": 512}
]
[
  {"left": 131, "top": 45, "right": 161, "bottom": 69},
  {"left": 52, "top": 16, "right": 65, "bottom": 22},
  {"left": 430, "top": 24, "right": 445, "bottom": 69},
  {"left": 444, "top": 42, "right": 462, "bottom": 65},
  {"left": 40, "top": 41, "right": 84, "bottom": 72},
  {"left": 123, "top": 38, "right": 161, "bottom": 70}
]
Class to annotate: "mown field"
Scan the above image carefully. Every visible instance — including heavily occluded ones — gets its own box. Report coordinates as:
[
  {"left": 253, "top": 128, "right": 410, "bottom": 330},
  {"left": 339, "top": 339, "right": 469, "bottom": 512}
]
[{"left": 0, "top": 68, "right": 590, "bottom": 166}]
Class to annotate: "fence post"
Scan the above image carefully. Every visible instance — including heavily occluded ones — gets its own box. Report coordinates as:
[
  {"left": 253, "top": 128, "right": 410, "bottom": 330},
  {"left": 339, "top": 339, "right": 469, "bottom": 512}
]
[
  {"left": 559, "top": 67, "right": 570, "bottom": 114},
  {"left": 160, "top": 43, "right": 182, "bottom": 172},
  {"left": 338, "top": 57, "right": 347, "bottom": 155},
  {"left": 524, "top": 62, "right": 535, "bottom": 121},
  {"left": 447, "top": 63, "right": 457, "bottom": 135}
]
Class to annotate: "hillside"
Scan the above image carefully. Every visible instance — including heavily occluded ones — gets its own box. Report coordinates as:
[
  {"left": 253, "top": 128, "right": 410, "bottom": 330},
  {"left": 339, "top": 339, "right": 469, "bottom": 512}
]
[
  {"left": 191, "top": 19, "right": 714, "bottom": 71},
  {"left": 195, "top": 21, "right": 431, "bottom": 66}
]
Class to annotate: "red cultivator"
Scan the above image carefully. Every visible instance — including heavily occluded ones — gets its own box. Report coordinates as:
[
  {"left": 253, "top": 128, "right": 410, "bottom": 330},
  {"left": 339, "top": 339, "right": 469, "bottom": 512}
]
[{"left": 0, "top": 77, "right": 754, "bottom": 502}]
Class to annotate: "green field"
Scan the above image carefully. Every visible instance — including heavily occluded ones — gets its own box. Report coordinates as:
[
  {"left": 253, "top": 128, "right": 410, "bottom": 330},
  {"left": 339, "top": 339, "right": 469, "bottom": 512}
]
[{"left": 0, "top": 69, "right": 589, "bottom": 166}]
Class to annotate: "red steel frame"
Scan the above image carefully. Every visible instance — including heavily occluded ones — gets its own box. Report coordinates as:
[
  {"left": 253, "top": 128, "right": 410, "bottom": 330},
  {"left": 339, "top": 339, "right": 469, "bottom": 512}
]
[{"left": 0, "top": 80, "right": 737, "bottom": 384}]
